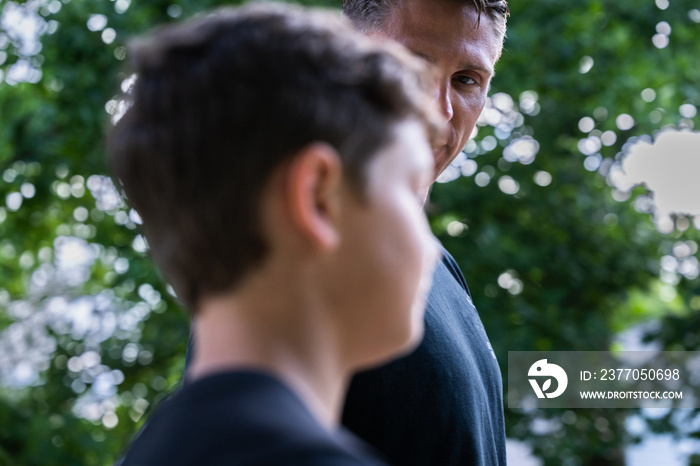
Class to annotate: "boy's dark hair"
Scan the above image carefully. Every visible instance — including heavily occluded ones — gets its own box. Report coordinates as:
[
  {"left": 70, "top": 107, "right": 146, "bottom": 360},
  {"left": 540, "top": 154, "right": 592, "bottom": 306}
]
[
  {"left": 342, "top": 0, "right": 509, "bottom": 38},
  {"left": 108, "top": 2, "right": 441, "bottom": 312}
]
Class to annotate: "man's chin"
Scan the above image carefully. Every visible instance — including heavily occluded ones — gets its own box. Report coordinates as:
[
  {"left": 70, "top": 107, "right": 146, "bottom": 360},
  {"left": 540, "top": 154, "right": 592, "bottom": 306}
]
[
  {"left": 432, "top": 158, "right": 452, "bottom": 181},
  {"left": 432, "top": 147, "right": 460, "bottom": 180},
  {"left": 432, "top": 150, "right": 448, "bottom": 176}
]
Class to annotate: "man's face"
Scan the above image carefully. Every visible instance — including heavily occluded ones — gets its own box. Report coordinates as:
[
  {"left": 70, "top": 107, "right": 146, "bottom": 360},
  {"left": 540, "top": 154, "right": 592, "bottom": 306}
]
[{"left": 370, "top": 0, "right": 503, "bottom": 182}]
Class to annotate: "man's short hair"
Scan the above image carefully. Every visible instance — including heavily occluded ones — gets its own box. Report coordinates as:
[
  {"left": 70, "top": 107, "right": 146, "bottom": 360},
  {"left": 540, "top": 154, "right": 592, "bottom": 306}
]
[
  {"left": 342, "top": 0, "right": 509, "bottom": 38},
  {"left": 108, "top": 3, "right": 441, "bottom": 312}
]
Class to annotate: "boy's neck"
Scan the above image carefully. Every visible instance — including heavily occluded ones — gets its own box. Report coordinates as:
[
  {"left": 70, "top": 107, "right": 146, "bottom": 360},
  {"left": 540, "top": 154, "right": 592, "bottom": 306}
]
[{"left": 186, "top": 268, "right": 349, "bottom": 428}]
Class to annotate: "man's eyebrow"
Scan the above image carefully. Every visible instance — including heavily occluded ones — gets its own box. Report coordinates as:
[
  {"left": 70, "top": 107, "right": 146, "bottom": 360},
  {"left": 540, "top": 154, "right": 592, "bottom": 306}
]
[
  {"left": 461, "top": 63, "right": 495, "bottom": 77},
  {"left": 409, "top": 51, "right": 494, "bottom": 77},
  {"left": 410, "top": 51, "right": 434, "bottom": 63}
]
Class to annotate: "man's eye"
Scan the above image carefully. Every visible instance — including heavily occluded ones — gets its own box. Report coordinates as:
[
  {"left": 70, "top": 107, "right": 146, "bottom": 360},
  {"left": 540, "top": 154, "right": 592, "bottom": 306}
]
[{"left": 454, "top": 75, "right": 477, "bottom": 85}]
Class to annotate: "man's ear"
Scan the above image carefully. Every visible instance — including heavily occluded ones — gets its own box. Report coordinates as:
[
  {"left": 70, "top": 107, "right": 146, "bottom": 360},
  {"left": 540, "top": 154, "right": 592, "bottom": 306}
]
[{"left": 285, "top": 143, "right": 343, "bottom": 251}]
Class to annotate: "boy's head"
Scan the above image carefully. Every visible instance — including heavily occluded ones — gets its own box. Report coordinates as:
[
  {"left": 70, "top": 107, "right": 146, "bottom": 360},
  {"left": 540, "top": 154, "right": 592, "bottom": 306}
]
[{"left": 108, "top": 3, "right": 442, "bottom": 313}]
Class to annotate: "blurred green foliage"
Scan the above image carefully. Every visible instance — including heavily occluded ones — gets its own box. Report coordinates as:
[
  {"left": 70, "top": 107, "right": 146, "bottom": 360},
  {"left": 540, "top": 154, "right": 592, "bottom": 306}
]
[{"left": 0, "top": 0, "right": 698, "bottom": 464}]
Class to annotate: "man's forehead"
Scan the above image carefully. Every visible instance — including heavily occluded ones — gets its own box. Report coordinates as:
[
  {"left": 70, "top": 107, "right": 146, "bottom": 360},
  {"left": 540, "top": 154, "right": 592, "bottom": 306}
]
[
  {"left": 371, "top": 0, "right": 502, "bottom": 75},
  {"left": 381, "top": 0, "right": 483, "bottom": 31}
]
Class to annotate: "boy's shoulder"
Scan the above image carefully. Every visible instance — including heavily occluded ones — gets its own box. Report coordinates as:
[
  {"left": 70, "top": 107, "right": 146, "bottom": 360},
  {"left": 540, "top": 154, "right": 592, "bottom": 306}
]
[{"left": 119, "top": 371, "right": 385, "bottom": 466}]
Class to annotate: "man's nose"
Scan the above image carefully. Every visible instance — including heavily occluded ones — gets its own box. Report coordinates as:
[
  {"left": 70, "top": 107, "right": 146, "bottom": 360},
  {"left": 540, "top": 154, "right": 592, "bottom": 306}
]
[{"left": 436, "top": 81, "right": 454, "bottom": 122}]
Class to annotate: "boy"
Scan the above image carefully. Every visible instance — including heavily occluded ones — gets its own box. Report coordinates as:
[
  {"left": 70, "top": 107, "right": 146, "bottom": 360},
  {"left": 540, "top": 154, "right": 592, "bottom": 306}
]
[{"left": 109, "top": 3, "right": 442, "bottom": 464}]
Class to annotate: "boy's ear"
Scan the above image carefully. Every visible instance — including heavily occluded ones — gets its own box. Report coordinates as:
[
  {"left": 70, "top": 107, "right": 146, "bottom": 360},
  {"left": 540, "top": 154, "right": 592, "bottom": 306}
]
[{"left": 285, "top": 143, "right": 343, "bottom": 251}]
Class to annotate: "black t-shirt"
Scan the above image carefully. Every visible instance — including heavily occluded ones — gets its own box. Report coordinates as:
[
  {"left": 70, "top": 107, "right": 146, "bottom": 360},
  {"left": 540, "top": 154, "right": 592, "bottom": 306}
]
[
  {"left": 342, "top": 248, "right": 507, "bottom": 466},
  {"left": 119, "top": 371, "right": 387, "bottom": 465}
]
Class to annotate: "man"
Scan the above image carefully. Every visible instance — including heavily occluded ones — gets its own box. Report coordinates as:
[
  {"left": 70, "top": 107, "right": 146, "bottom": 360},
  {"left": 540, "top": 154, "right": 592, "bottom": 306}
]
[
  {"left": 340, "top": 1, "right": 510, "bottom": 465},
  {"left": 110, "top": 3, "right": 444, "bottom": 464}
]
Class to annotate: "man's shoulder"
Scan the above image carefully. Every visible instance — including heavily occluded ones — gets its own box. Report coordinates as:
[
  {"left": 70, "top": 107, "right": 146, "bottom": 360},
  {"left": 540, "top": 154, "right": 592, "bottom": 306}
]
[
  {"left": 342, "top": 247, "right": 506, "bottom": 466},
  {"left": 347, "top": 244, "right": 498, "bottom": 390},
  {"left": 434, "top": 245, "right": 472, "bottom": 298}
]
